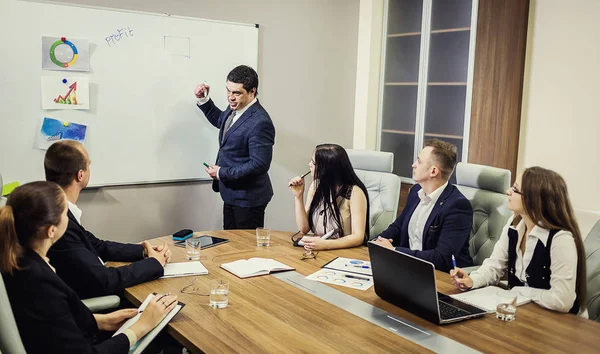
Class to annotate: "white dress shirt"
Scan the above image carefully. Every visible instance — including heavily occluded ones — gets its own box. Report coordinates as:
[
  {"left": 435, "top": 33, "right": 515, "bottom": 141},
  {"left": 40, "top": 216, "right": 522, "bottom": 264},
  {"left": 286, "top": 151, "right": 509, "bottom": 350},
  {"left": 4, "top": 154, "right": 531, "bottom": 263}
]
[
  {"left": 470, "top": 216, "right": 586, "bottom": 316},
  {"left": 407, "top": 182, "right": 448, "bottom": 251},
  {"left": 67, "top": 201, "right": 105, "bottom": 266},
  {"left": 197, "top": 95, "right": 257, "bottom": 180},
  {"left": 67, "top": 201, "right": 82, "bottom": 224}
]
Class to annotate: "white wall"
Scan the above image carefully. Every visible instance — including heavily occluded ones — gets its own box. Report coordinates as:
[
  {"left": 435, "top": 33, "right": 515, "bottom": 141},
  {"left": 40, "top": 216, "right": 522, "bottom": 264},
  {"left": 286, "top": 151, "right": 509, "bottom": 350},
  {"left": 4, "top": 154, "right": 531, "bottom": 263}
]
[
  {"left": 55, "top": 0, "right": 359, "bottom": 242},
  {"left": 518, "top": 0, "right": 600, "bottom": 237},
  {"left": 353, "top": 0, "right": 383, "bottom": 150}
]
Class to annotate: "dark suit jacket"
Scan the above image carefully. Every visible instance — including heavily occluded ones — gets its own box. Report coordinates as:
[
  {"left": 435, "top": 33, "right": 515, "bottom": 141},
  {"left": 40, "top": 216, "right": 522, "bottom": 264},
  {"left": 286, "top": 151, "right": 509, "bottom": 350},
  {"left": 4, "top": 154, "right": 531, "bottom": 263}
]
[
  {"left": 47, "top": 210, "right": 164, "bottom": 299},
  {"left": 2, "top": 250, "right": 130, "bottom": 354},
  {"left": 198, "top": 99, "right": 275, "bottom": 207},
  {"left": 379, "top": 184, "right": 473, "bottom": 272}
]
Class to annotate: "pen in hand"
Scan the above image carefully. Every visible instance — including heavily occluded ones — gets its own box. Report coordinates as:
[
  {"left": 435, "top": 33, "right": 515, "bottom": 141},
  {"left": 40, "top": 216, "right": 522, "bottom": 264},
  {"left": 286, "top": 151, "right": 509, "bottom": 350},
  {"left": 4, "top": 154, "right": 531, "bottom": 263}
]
[
  {"left": 451, "top": 254, "right": 458, "bottom": 280},
  {"left": 288, "top": 171, "right": 311, "bottom": 186}
]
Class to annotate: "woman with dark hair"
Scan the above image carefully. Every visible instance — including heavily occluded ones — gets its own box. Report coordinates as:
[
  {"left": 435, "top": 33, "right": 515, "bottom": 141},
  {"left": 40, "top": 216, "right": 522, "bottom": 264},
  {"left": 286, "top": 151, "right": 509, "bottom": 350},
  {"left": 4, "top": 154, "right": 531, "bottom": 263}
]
[
  {"left": 451, "top": 167, "right": 588, "bottom": 316},
  {"left": 0, "top": 181, "right": 177, "bottom": 353},
  {"left": 289, "top": 144, "right": 370, "bottom": 251}
]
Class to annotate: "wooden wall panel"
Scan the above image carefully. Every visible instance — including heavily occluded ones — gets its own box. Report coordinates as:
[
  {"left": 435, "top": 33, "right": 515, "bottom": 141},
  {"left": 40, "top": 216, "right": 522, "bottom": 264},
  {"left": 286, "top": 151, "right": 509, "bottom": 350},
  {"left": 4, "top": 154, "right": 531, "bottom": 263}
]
[{"left": 468, "top": 0, "right": 530, "bottom": 180}]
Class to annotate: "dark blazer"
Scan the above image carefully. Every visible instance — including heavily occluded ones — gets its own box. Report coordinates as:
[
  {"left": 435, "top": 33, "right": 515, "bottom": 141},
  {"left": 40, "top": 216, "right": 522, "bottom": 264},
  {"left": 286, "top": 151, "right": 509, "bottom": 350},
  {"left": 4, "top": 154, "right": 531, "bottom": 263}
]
[
  {"left": 47, "top": 210, "right": 164, "bottom": 299},
  {"left": 198, "top": 99, "right": 275, "bottom": 208},
  {"left": 378, "top": 184, "right": 473, "bottom": 272},
  {"left": 2, "top": 250, "right": 130, "bottom": 354}
]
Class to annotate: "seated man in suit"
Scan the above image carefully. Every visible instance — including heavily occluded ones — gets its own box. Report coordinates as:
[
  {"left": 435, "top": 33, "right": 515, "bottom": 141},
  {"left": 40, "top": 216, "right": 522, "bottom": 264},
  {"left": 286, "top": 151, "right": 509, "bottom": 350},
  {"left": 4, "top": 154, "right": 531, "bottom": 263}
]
[
  {"left": 44, "top": 140, "right": 171, "bottom": 299},
  {"left": 372, "top": 139, "right": 473, "bottom": 272}
]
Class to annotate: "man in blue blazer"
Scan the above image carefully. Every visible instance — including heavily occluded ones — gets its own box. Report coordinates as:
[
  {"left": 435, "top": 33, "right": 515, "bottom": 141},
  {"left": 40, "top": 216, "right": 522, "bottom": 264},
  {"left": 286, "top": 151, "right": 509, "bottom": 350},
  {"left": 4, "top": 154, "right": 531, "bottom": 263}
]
[
  {"left": 372, "top": 139, "right": 473, "bottom": 272},
  {"left": 194, "top": 65, "right": 275, "bottom": 229},
  {"left": 44, "top": 141, "right": 170, "bottom": 299}
]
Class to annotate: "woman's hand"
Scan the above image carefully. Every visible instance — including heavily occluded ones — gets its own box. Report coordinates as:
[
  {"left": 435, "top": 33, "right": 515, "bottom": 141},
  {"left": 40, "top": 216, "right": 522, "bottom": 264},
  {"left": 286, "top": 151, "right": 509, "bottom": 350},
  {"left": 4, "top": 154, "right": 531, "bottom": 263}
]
[
  {"left": 302, "top": 236, "right": 328, "bottom": 251},
  {"left": 288, "top": 176, "right": 305, "bottom": 198},
  {"left": 129, "top": 294, "right": 178, "bottom": 339},
  {"left": 450, "top": 267, "right": 474, "bottom": 291},
  {"left": 94, "top": 309, "right": 138, "bottom": 332}
]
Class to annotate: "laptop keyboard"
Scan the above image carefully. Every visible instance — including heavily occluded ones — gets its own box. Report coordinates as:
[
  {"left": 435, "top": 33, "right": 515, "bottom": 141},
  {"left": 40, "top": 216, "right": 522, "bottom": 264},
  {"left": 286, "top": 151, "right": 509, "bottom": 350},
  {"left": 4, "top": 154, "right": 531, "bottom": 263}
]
[{"left": 439, "top": 301, "right": 471, "bottom": 320}]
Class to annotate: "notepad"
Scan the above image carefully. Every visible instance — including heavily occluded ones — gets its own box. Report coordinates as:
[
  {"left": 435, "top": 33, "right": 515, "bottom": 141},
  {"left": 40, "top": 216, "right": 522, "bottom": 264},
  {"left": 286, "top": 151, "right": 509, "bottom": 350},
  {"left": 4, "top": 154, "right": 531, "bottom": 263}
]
[
  {"left": 161, "top": 261, "right": 208, "bottom": 278},
  {"left": 220, "top": 258, "right": 294, "bottom": 278},
  {"left": 450, "top": 286, "right": 531, "bottom": 313},
  {"left": 113, "top": 293, "right": 185, "bottom": 354}
]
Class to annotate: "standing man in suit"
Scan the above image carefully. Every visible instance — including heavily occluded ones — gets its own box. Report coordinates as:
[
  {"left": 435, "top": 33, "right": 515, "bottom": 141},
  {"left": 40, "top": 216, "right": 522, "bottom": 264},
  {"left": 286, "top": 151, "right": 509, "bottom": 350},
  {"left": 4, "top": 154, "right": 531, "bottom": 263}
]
[
  {"left": 44, "top": 140, "right": 171, "bottom": 299},
  {"left": 194, "top": 65, "right": 275, "bottom": 230},
  {"left": 372, "top": 139, "right": 473, "bottom": 272}
]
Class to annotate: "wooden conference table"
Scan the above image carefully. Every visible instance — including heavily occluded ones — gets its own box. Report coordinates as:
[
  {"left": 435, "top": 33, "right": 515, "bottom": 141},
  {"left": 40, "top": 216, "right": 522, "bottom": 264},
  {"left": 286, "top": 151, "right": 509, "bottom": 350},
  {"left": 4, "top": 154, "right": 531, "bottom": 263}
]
[{"left": 118, "top": 230, "right": 600, "bottom": 353}]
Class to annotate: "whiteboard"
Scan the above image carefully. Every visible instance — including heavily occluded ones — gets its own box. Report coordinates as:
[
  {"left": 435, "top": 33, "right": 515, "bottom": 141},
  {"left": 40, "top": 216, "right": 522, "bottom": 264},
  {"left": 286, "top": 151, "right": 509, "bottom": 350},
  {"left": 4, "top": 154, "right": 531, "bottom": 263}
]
[{"left": 0, "top": 0, "right": 259, "bottom": 187}]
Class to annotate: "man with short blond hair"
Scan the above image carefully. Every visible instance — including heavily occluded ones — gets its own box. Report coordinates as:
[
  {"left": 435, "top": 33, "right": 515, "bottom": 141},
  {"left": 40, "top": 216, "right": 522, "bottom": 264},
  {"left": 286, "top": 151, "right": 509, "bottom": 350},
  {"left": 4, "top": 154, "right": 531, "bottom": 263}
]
[{"left": 373, "top": 139, "right": 473, "bottom": 272}]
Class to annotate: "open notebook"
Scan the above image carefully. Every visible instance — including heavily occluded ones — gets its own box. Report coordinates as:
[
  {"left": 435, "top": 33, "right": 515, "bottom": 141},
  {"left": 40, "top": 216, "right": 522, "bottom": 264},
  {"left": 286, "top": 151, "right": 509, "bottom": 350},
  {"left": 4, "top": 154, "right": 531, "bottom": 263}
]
[
  {"left": 113, "top": 293, "right": 185, "bottom": 354},
  {"left": 450, "top": 286, "right": 531, "bottom": 313},
  {"left": 161, "top": 261, "right": 208, "bottom": 278},
  {"left": 221, "top": 258, "right": 294, "bottom": 279}
]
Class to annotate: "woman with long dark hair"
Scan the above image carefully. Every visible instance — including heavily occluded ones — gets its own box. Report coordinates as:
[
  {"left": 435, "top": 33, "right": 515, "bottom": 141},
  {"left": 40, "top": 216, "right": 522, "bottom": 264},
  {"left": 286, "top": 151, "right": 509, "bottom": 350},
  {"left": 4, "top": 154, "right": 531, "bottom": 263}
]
[
  {"left": 289, "top": 144, "right": 370, "bottom": 251},
  {"left": 451, "top": 167, "right": 588, "bottom": 316},
  {"left": 0, "top": 181, "right": 177, "bottom": 353}
]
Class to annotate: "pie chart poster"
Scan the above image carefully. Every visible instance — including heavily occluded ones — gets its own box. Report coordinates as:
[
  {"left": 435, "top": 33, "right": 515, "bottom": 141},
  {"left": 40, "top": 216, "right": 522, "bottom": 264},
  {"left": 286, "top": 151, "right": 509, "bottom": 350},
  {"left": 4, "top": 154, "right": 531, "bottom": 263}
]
[{"left": 41, "top": 36, "right": 90, "bottom": 72}]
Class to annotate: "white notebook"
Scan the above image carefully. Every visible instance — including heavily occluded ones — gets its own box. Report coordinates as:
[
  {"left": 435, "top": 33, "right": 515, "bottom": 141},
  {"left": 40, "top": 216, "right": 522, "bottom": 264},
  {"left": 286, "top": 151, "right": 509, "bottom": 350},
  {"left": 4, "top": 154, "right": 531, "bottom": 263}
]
[
  {"left": 220, "top": 258, "right": 294, "bottom": 279},
  {"left": 113, "top": 293, "right": 185, "bottom": 354},
  {"left": 450, "top": 286, "right": 531, "bottom": 313},
  {"left": 161, "top": 261, "right": 208, "bottom": 278}
]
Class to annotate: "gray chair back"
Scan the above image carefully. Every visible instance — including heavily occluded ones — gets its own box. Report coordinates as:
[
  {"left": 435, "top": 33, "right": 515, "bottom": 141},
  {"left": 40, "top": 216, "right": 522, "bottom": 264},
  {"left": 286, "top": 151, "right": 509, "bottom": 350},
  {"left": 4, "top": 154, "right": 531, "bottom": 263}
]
[
  {"left": 454, "top": 162, "right": 512, "bottom": 266},
  {"left": 585, "top": 219, "right": 600, "bottom": 321},
  {"left": 0, "top": 274, "right": 26, "bottom": 354},
  {"left": 346, "top": 149, "right": 401, "bottom": 239},
  {"left": 0, "top": 173, "right": 5, "bottom": 207}
]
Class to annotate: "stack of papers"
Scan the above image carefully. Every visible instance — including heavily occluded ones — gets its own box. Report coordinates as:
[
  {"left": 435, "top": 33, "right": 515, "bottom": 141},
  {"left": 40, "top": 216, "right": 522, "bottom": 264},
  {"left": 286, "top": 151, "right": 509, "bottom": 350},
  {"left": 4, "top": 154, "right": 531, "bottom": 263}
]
[{"left": 161, "top": 261, "right": 208, "bottom": 278}]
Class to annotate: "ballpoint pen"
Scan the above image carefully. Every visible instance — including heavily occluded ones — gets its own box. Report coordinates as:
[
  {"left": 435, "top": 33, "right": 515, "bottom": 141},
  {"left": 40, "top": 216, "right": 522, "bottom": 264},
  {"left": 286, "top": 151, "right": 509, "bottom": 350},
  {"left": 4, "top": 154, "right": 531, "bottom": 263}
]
[
  {"left": 452, "top": 254, "right": 457, "bottom": 271},
  {"left": 345, "top": 264, "right": 371, "bottom": 269},
  {"left": 344, "top": 274, "right": 371, "bottom": 281}
]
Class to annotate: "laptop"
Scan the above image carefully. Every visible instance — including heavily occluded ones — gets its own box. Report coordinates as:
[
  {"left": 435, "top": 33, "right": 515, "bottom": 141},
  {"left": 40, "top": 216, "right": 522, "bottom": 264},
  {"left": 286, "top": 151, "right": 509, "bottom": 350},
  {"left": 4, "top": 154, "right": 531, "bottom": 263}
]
[{"left": 368, "top": 241, "right": 487, "bottom": 325}]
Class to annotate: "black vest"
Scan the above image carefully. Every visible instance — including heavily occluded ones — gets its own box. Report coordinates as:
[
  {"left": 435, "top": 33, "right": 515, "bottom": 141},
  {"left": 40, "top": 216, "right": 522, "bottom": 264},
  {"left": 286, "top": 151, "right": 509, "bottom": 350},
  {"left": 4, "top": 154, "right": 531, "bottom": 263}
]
[{"left": 507, "top": 227, "right": 579, "bottom": 314}]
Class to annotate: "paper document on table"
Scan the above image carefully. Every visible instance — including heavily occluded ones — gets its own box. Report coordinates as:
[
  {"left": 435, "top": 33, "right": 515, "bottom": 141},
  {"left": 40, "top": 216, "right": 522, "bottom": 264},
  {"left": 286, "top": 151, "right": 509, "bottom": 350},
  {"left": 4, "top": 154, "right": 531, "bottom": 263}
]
[
  {"left": 306, "top": 268, "right": 373, "bottom": 291},
  {"left": 450, "top": 286, "right": 531, "bottom": 313},
  {"left": 322, "top": 257, "right": 372, "bottom": 276}
]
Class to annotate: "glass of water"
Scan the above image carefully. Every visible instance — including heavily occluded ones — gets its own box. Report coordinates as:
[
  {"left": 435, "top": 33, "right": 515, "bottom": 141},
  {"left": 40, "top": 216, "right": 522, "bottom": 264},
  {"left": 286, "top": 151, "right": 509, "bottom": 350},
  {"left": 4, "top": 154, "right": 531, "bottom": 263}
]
[
  {"left": 256, "top": 227, "right": 271, "bottom": 247},
  {"left": 210, "top": 280, "right": 229, "bottom": 308},
  {"left": 186, "top": 237, "right": 201, "bottom": 260},
  {"left": 495, "top": 292, "right": 517, "bottom": 322}
]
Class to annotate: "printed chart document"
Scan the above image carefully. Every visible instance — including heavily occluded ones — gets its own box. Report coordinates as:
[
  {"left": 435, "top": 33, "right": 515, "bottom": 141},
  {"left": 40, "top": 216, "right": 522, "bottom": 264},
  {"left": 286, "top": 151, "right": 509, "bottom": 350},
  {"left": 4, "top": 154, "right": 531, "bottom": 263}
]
[
  {"left": 322, "top": 257, "right": 372, "bottom": 276},
  {"left": 161, "top": 261, "right": 208, "bottom": 278},
  {"left": 113, "top": 294, "right": 185, "bottom": 354},
  {"left": 220, "top": 258, "right": 294, "bottom": 278},
  {"left": 306, "top": 268, "right": 373, "bottom": 291},
  {"left": 450, "top": 286, "right": 531, "bottom": 313}
]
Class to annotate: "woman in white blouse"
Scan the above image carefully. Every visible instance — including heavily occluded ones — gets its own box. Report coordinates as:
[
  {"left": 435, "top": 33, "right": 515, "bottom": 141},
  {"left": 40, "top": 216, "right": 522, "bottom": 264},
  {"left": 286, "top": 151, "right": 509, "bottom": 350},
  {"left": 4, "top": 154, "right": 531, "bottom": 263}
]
[{"left": 451, "top": 167, "right": 587, "bottom": 315}]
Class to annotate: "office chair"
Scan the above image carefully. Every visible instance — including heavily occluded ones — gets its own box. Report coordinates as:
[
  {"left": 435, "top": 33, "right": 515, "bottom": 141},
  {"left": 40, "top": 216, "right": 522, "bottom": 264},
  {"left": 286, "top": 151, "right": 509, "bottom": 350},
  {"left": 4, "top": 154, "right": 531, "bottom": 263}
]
[
  {"left": 346, "top": 149, "right": 401, "bottom": 239},
  {"left": 585, "top": 219, "right": 600, "bottom": 321},
  {"left": 81, "top": 295, "right": 121, "bottom": 312},
  {"left": 0, "top": 272, "right": 26, "bottom": 354},
  {"left": 454, "top": 162, "right": 512, "bottom": 274}
]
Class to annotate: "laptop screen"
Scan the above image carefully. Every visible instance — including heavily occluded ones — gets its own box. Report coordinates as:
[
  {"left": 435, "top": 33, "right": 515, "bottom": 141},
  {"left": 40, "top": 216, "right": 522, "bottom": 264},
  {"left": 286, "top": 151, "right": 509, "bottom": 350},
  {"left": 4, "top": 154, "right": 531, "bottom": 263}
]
[{"left": 368, "top": 242, "right": 440, "bottom": 323}]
